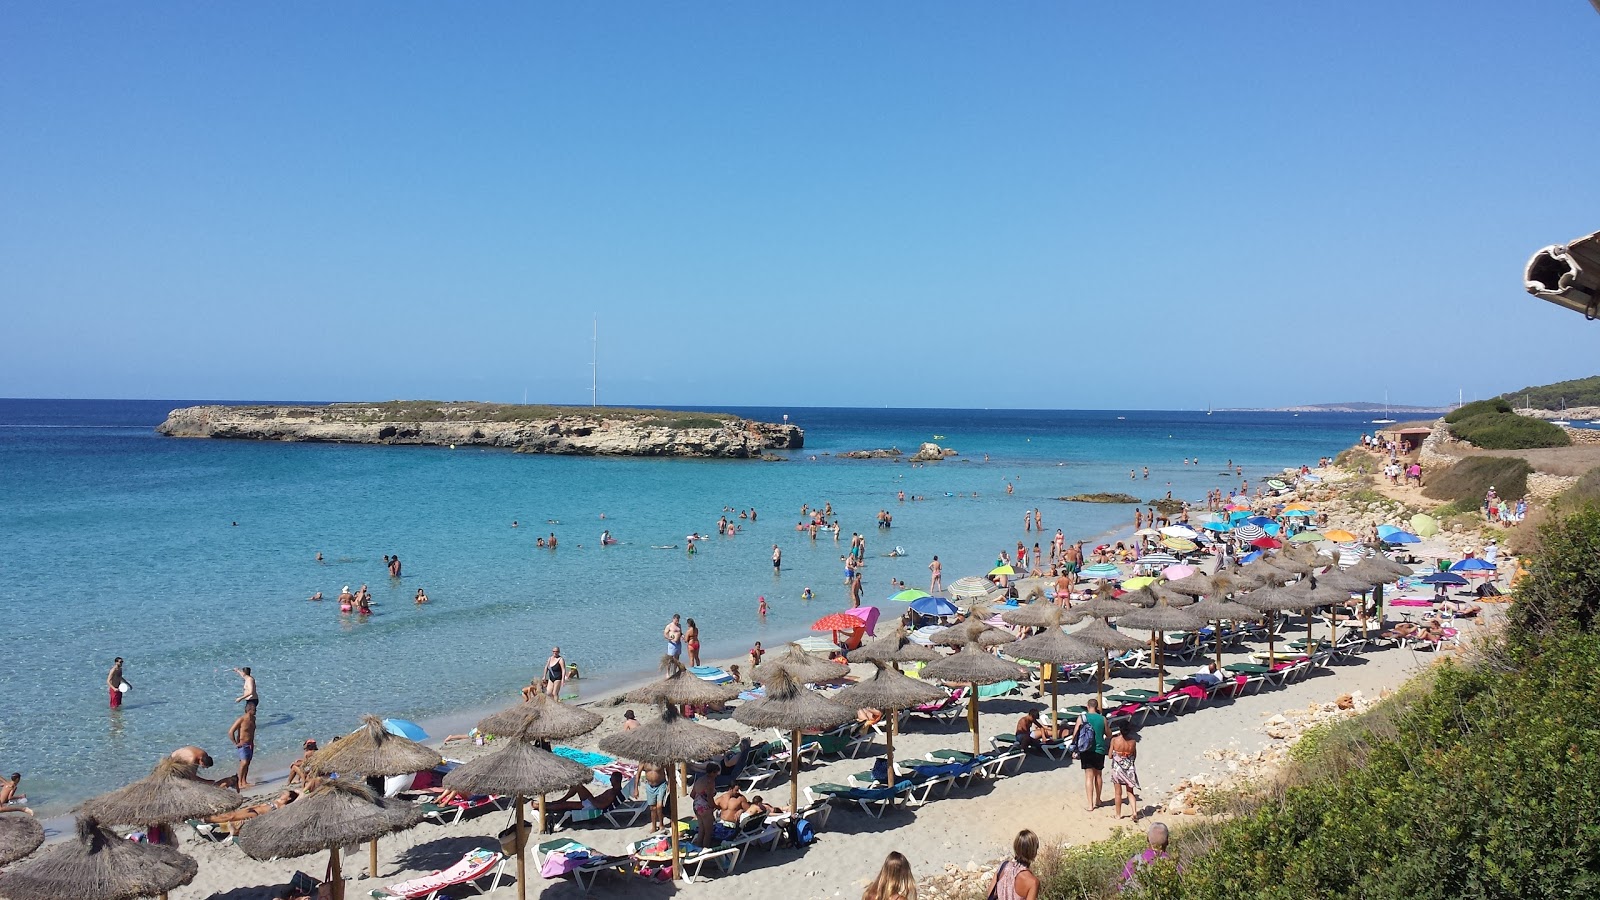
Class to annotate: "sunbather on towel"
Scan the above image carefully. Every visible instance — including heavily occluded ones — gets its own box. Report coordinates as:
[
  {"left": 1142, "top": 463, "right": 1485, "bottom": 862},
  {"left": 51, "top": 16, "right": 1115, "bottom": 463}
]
[
  {"left": 545, "top": 773, "right": 624, "bottom": 816},
  {"left": 204, "top": 791, "right": 298, "bottom": 829},
  {"left": 1437, "top": 599, "right": 1482, "bottom": 617}
]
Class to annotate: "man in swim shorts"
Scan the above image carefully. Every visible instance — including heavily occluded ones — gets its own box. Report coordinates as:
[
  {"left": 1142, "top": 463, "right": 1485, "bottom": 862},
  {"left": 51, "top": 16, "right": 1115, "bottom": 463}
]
[
  {"left": 544, "top": 772, "right": 625, "bottom": 820},
  {"left": 664, "top": 614, "right": 683, "bottom": 660},
  {"left": 636, "top": 761, "right": 670, "bottom": 831},
  {"left": 234, "top": 666, "right": 258, "bottom": 708},
  {"left": 229, "top": 702, "right": 258, "bottom": 790},
  {"left": 107, "top": 657, "right": 128, "bottom": 709},
  {"left": 690, "top": 764, "right": 719, "bottom": 842}
]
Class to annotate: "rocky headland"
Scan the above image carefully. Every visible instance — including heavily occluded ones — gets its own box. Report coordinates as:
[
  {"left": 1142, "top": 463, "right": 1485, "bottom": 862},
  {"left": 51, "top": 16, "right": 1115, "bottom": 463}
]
[{"left": 156, "top": 402, "right": 803, "bottom": 459}]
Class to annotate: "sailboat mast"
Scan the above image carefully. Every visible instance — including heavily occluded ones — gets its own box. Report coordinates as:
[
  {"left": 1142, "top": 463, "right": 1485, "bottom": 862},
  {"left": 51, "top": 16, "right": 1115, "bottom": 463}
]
[{"left": 591, "top": 317, "right": 598, "bottom": 408}]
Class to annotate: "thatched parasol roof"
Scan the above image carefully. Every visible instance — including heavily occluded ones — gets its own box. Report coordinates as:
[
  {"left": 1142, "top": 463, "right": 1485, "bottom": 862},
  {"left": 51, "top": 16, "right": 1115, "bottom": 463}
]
[
  {"left": 0, "top": 817, "right": 197, "bottom": 900},
  {"left": 750, "top": 645, "right": 850, "bottom": 685},
  {"left": 1346, "top": 557, "right": 1406, "bottom": 584},
  {"left": 946, "top": 576, "right": 1001, "bottom": 602},
  {"left": 1009, "top": 626, "right": 1103, "bottom": 667},
  {"left": 1187, "top": 598, "right": 1265, "bottom": 621},
  {"left": 628, "top": 656, "right": 745, "bottom": 706},
  {"left": 1074, "top": 595, "right": 1140, "bottom": 619},
  {"left": 1069, "top": 619, "right": 1148, "bottom": 652},
  {"left": 442, "top": 735, "right": 594, "bottom": 798},
  {"left": 848, "top": 626, "right": 939, "bottom": 664},
  {"left": 1218, "top": 566, "right": 1265, "bottom": 591},
  {"left": 831, "top": 662, "right": 947, "bottom": 712},
  {"left": 931, "top": 617, "right": 1016, "bottom": 648},
  {"left": 476, "top": 692, "right": 602, "bottom": 741},
  {"left": 1311, "top": 567, "right": 1375, "bottom": 593},
  {"left": 1150, "top": 584, "right": 1198, "bottom": 607},
  {"left": 1236, "top": 585, "right": 1321, "bottom": 613},
  {"left": 1012, "top": 577, "right": 1052, "bottom": 600},
  {"left": 1116, "top": 598, "right": 1208, "bottom": 633},
  {"left": 0, "top": 814, "right": 44, "bottom": 866},
  {"left": 306, "top": 715, "right": 442, "bottom": 778},
  {"left": 235, "top": 780, "right": 422, "bottom": 861},
  {"left": 77, "top": 756, "right": 243, "bottom": 826},
  {"left": 732, "top": 670, "right": 856, "bottom": 732},
  {"left": 920, "top": 647, "right": 1027, "bottom": 686},
  {"left": 1163, "top": 571, "right": 1214, "bottom": 596},
  {"left": 598, "top": 705, "right": 739, "bottom": 765},
  {"left": 1268, "top": 554, "right": 1312, "bottom": 576},
  {"left": 999, "top": 600, "right": 1065, "bottom": 629}
]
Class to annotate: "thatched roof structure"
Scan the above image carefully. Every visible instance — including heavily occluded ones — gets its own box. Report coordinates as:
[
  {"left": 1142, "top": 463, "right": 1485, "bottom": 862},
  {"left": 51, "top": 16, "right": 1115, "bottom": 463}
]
[
  {"left": 750, "top": 644, "right": 850, "bottom": 684},
  {"left": 441, "top": 736, "right": 594, "bottom": 798},
  {"left": 1163, "top": 571, "right": 1215, "bottom": 596},
  {"left": 598, "top": 705, "right": 740, "bottom": 765},
  {"left": 629, "top": 657, "right": 746, "bottom": 705},
  {"left": 1237, "top": 585, "right": 1321, "bottom": 613},
  {"left": 732, "top": 671, "right": 856, "bottom": 732},
  {"left": 1117, "top": 598, "right": 1208, "bottom": 633},
  {"left": 1311, "top": 567, "right": 1377, "bottom": 593},
  {"left": 920, "top": 648, "right": 1027, "bottom": 686},
  {"left": 0, "top": 814, "right": 44, "bottom": 866},
  {"left": 476, "top": 692, "right": 602, "bottom": 741},
  {"left": 1069, "top": 619, "right": 1147, "bottom": 652},
  {"left": 77, "top": 756, "right": 242, "bottom": 826},
  {"left": 0, "top": 817, "right": 197, "bottom": 900},
  {"left": 831, "top": 662, "right": 947, "bottom": 712},
  {"left": 1187, "top": 598, "right": 1265, "bottom": 621},
  {"left": 235, "top": 780, "right": 422, "bottom": 861},
  {"left": 306, "top": 715, "right": 442, "bottom": 778},
  {"left": 848, "top": 627, "right": 939, "bottom": 664},
  {"left": 1001, "top": 601, "right": 1074, "bottom": 629},
  {"left": 1008, "top": 626, "right": 1103, "bottom": 667},
  {"left": 930, "top": 617, "right": 1016, "bottom": 648}
]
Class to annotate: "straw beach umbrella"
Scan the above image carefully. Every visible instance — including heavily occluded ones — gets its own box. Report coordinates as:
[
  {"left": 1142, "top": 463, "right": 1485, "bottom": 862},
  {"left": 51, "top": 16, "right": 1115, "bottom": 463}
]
[
  {"left": 0, "top": 814, "right": 44, "bottom": 866},
  {"left": 832, "top": 662, "right": 946, "bottom": 793},
  {"left": 236, "top": 781, "right": 422, "bottom": 900},
  {"left": 1002, "top": 600, "right": 1080, "bottom": 630},
  {"left": 1070, "top": 618, "right": 1146, "bottom": 708},
  {"left": 1163, "top": 570, "right": 1215, "bottom": 597},
  {"left": 1116, "top": 598, "right": 1207, "bottom": 692},
  {"left": 305, "top": 715, "right": 441, "bottom": 881},
  {"left": 919, "top": 634, "right": 1027, "bottom": 755},
  {"left": 1236, "top": 586, "right": 1320, "bottom": 665},
  {"left": 77, "top": 756, "right": 242, "bottom": 899},
  {"left": 476, "top": 691, "right": 602, "bottom": 742},
  {"left": 1187, "top": 597, "right": 1265, "bottom": 669},
  {"left": 442, "top": 724, "right": 593, "bottom": 900},
  {"left": 733, "top": 670, "right": 856, "bottom": 813},
  {"left": 848, "top": 626, "right": 939, "bottom": 667},
  {"left": 600, "top": 705, "right": 738, "bottom": 885},
  {"left": 1345, "top": 556, "right": 1403, "bottom": 627},
  {"left": 931, "top": 616, "right": 1018, "bottom": 649},
  {"left": 750, "top": 644, "right": 849, "bottom": 685},
  {"left": 0, "top": 817, "right": 197, "bottom": 900},
  {"left": 629, "top": 656, "right": 746, "bottom": 708},
  {"left": 1007, "top": 613, "right": 1102, "bottom": 732}
]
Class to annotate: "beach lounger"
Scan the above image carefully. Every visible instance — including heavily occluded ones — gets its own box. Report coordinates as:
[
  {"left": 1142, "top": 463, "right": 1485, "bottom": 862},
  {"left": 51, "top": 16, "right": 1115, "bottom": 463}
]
[
  {"left": 981, "top": 747, "right": 1027, "bottom": 779},
  {"left": 369, "top": 847, "right": 505, "bottom": 900},
  {"left": 534, "top": 838, "right": 628, "bottom": 890},
  {"left": 989, "top": 732, "right": 1070, "bottom": 760},
  {"left": 415, "top": 794, "right": 507, "bottom": 826},
  {"left": 805, "top": 780, "right": 912, "bottom": 816},
  {"left": 906, "top": 687, "right": 967, "bottom": 723},
  {"left": 629, "top": 835, "right": 741, "bottom": 881}
]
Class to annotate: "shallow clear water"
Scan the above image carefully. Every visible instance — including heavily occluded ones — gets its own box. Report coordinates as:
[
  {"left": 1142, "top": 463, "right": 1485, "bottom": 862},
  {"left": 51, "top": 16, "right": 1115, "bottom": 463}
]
[{"left": 0, "top": 399, "right": 1368, "bottom": 813}]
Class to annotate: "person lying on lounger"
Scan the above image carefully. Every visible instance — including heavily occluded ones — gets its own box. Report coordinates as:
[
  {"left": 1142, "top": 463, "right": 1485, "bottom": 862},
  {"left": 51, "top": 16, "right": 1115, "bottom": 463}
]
[
  {"left": 714, "top": 785, "right": 780, "bottom": 824},
  {"left": 204, "top": 791, "right": 298, "bottom": 828},
  {"left": 544, "top": 772, "right": 624, "bottom": 816},
  {"left": 1437, "top": 599, "right": 1482, "bottom": 617}
]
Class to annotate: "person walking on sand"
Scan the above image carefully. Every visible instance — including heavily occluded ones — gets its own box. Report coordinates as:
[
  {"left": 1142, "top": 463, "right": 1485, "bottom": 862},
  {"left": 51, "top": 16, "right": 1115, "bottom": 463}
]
[
  {"left": 862, "top": 851, "right": 917, "bottom": 900},
  {"left": 107, "top": 657, "right": 128, "bottom": 710},
  {"left": 989, "top": 830, "right": 1040, "bottom": 900},
  {"left": 544, "top": 647, "right": 566, "bottom": 699},
  {"left": 772, "top": 544, "right": 782, "bottom": 574},
  {"left": 1072, "top": 698, "right": 1109, "bottom": 811},
  {"left": 928, "top": 555, "right": 943, "bottom": 593},
  {"left": 229, "top": 702, "right": 257, "bottom": 790},
  {"left": 1110, "top": 721, "right": 1141, "bottom": 820}
]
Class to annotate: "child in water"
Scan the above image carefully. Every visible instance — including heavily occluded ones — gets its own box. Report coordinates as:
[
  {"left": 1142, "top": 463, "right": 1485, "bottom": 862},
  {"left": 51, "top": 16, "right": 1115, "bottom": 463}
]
[
  {"left": 758, "top": 596, "right": 768, "bottom": 617},
  {"left": 801, "top": 586, "right": 813, "bottom": 602}
]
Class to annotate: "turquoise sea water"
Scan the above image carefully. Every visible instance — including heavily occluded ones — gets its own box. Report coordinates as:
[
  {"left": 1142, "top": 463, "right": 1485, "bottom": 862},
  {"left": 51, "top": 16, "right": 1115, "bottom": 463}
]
[{"left": 0, "top": 400, "right": 1371, "bottom": 813}]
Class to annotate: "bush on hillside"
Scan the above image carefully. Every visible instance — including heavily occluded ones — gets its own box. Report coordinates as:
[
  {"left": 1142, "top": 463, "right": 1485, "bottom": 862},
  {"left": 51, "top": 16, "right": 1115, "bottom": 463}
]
[
  {"left": 1508, "top": 503, "right": 1600, "bottom": 639},
  {"left": 1560, "top": 466, "right": 1600, "bottom": 508},
  {"left": 1444, "top": 398, "right": 1569, "bottom": 450},
  {"left": 1507, "top": 374, "right": 1600, "bottom": 410},
  {"left": 1421, "top": 456, "right": 1533, "bottom": 504}
]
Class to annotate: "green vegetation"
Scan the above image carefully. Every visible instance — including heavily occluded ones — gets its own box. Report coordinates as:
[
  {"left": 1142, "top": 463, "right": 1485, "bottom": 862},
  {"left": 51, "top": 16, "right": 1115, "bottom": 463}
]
[
  {"left": 311, "top": 401, "right": 740, "bottom": 427},
  {"left": 1422, "top": 455, "right": 1533, "bottom": 505},
  {"left": 1505, "top": 373, "right": 1600, "bottom": 410},
  {"left": 1444, "top": 398, "right": 1569, "bottom": 450},
  {"left": 1041, "top": 504, "right": 1600, "bottom": 899}
]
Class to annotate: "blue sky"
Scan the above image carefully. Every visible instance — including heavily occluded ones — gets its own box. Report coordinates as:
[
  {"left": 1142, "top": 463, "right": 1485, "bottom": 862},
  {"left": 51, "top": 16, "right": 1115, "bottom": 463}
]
[{"left": 3, "top": 2, "right": 1598, "bottom": 409}]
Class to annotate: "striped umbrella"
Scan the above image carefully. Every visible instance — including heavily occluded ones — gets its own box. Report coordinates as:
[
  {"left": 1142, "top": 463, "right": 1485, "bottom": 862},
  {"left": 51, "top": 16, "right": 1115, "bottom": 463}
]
[
  {"left": 1136, "top": 553, "right": 1180, "bottom": 568},
  {"left": 1233, "top": 523, "right": 1268, "bottom": 542},
  {"left": 1160, "top": 537, "right": 1199, "bottom": 553},
  {"left": 1081, "top": 563, "right": 1123, "bottom": 580}
]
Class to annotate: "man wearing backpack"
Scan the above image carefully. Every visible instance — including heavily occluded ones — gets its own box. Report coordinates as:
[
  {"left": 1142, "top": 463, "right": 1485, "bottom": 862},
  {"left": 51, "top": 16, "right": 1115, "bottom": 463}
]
[{"left": 1072, "top": 699, "right": 1110, "bottom": 811}]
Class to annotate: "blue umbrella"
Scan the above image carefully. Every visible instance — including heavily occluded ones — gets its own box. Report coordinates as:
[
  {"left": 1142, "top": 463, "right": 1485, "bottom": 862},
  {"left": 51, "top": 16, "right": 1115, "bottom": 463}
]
[
  {"left": 1245, "top": 516, "right": 1276, "bottom": 528},
  {"left": 1081, "top": 563, "right": 1123, "bottom": 580},
  {"left": 1281, "top": 508, "right": 1316, "bottom": 518},
  {"left": 381, "top": 717, "right": 429, "bottom": 741},
  {"left": 1450, "top": 558, "right": 1496, "bottom": 572},
  {"left": 909, "top": 596, "right": 959, "bottom": 617},
  {"left": 1381, "top": 530, "right": 1421, "bottom": 544},
  {"left": 1420, "top": 572, "right": 1468, "bottom": 586},
  {"left": 1201, "top": 521, "right": 1231, "bottom": 532}
]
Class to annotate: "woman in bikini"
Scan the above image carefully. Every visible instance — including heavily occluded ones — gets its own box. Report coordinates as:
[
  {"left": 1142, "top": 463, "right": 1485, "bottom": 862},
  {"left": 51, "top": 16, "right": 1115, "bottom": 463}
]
[
  {"left": 685, "top": 618, "right": 701, "bottom": 667},
  {"left": 1109, "top": 722, "right": 1141, "bottom": 820}
]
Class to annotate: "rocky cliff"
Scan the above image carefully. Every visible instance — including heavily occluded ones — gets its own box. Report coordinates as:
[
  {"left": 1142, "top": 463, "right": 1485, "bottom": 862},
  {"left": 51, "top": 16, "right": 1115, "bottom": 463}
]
[{"left": 156, "top": 402, "right": 803, "bottom": 459}]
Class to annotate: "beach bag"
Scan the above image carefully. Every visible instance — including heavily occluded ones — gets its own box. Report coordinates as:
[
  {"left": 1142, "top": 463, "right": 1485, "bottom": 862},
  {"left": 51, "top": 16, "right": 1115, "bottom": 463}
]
[
  {"left": 790, "top": 818, "right": 817, "bottom": 848},
  {"left": 984, "top": 861, "right": 1009, "bottom": 900},
  {"left": 1073, "top": 724, "right": 1095, "bottom": 754}
]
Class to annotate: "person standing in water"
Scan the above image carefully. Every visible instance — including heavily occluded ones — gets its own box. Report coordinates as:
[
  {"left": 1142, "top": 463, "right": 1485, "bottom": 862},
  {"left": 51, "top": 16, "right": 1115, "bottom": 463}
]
[
  {"left": 234, "top": 667, "right": 258, "bottom": 708},
  {"left": 107, "top": 658, "right": 128, "bottom": 709},
  {"left": 229, "top": 702, "right": 257, "bottom": 790},
  {"left": 544, "top": 647, "right": 566, "bottom": 699},
  {"left": 929, "top": 555, "right": 943, "bottom": 593},
  {"left": 685, "top": 618, "right": 702, "bottom": 666},
  {"left": 772, "top": 544, "right": 782, "bottom": 574}
]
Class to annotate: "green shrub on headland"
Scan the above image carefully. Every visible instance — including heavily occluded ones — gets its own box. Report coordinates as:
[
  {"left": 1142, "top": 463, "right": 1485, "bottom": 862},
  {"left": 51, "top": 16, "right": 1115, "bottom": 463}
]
[
  {"left": 1056, "top": 505, "right": 1600, "bottom": 900},
  {"left": 1421, "top": 456, "right": 1532, "bottom": 505},
  {"left": 1444, "top": 398, "right": 1569, "bottom": 450}
]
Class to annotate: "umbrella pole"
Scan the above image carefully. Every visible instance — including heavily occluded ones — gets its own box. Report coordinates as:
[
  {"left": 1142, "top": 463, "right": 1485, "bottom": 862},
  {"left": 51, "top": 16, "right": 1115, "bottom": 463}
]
[
  {"left": 537, "top": 794, "right": 548, "bottom": 836},
  {"left": 329, "top": 847, "right": 344, "bottom": 900},
  {"left": 1097, "top": 652, "right": 1105, "bottom": 709},
  {"left": 886, "top": 714, "right": 897, "bottom": 794},
  {"left": 1050, "top": 667, "right": 1060, "bottom": 738},
  {"left": 1214, "top": 618, "right": 1223, "bottom": 671},
  {"left": 790, "top": 728, "right": 802, "bottom": 815},
  {"left": 668, "top": 780, "right": 683, "bottom": 884},
  {"left": 509, "top": 795, "right": 527, "bottom": 900},
  {"left": 969, "top": 682, "right": 981, "bottom": 756},
  {"left": 369, "top": 839, "right": 378, "bottom": 882},
  {"left": 1268, "top": 612, "right": 1276, "bottom": 665},
  {"left": 1156, "top": 631, "right": 1166, "bottom": 693}
]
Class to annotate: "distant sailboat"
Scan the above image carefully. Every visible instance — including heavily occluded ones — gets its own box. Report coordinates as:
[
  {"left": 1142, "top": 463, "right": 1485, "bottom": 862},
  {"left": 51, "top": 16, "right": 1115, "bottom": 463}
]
[
  {"left": 1552, "top": 397, "right": 1571, "bottom": 426},
  {"left": 1206, "top": 403, "right": 1213, "bottom": 416},
  {"left": 1370, "top": 391, "right": 1396, "bottom": 425}
]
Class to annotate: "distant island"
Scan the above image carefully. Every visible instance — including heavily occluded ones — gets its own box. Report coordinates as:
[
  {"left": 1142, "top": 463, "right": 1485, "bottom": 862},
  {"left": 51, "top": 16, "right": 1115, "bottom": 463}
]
[
  {"left": 156, "top": 401, "right": 803, "bottom": 459},
  {"left": 1250, "top": 402, "right": 1450, "bottom": 414}
]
